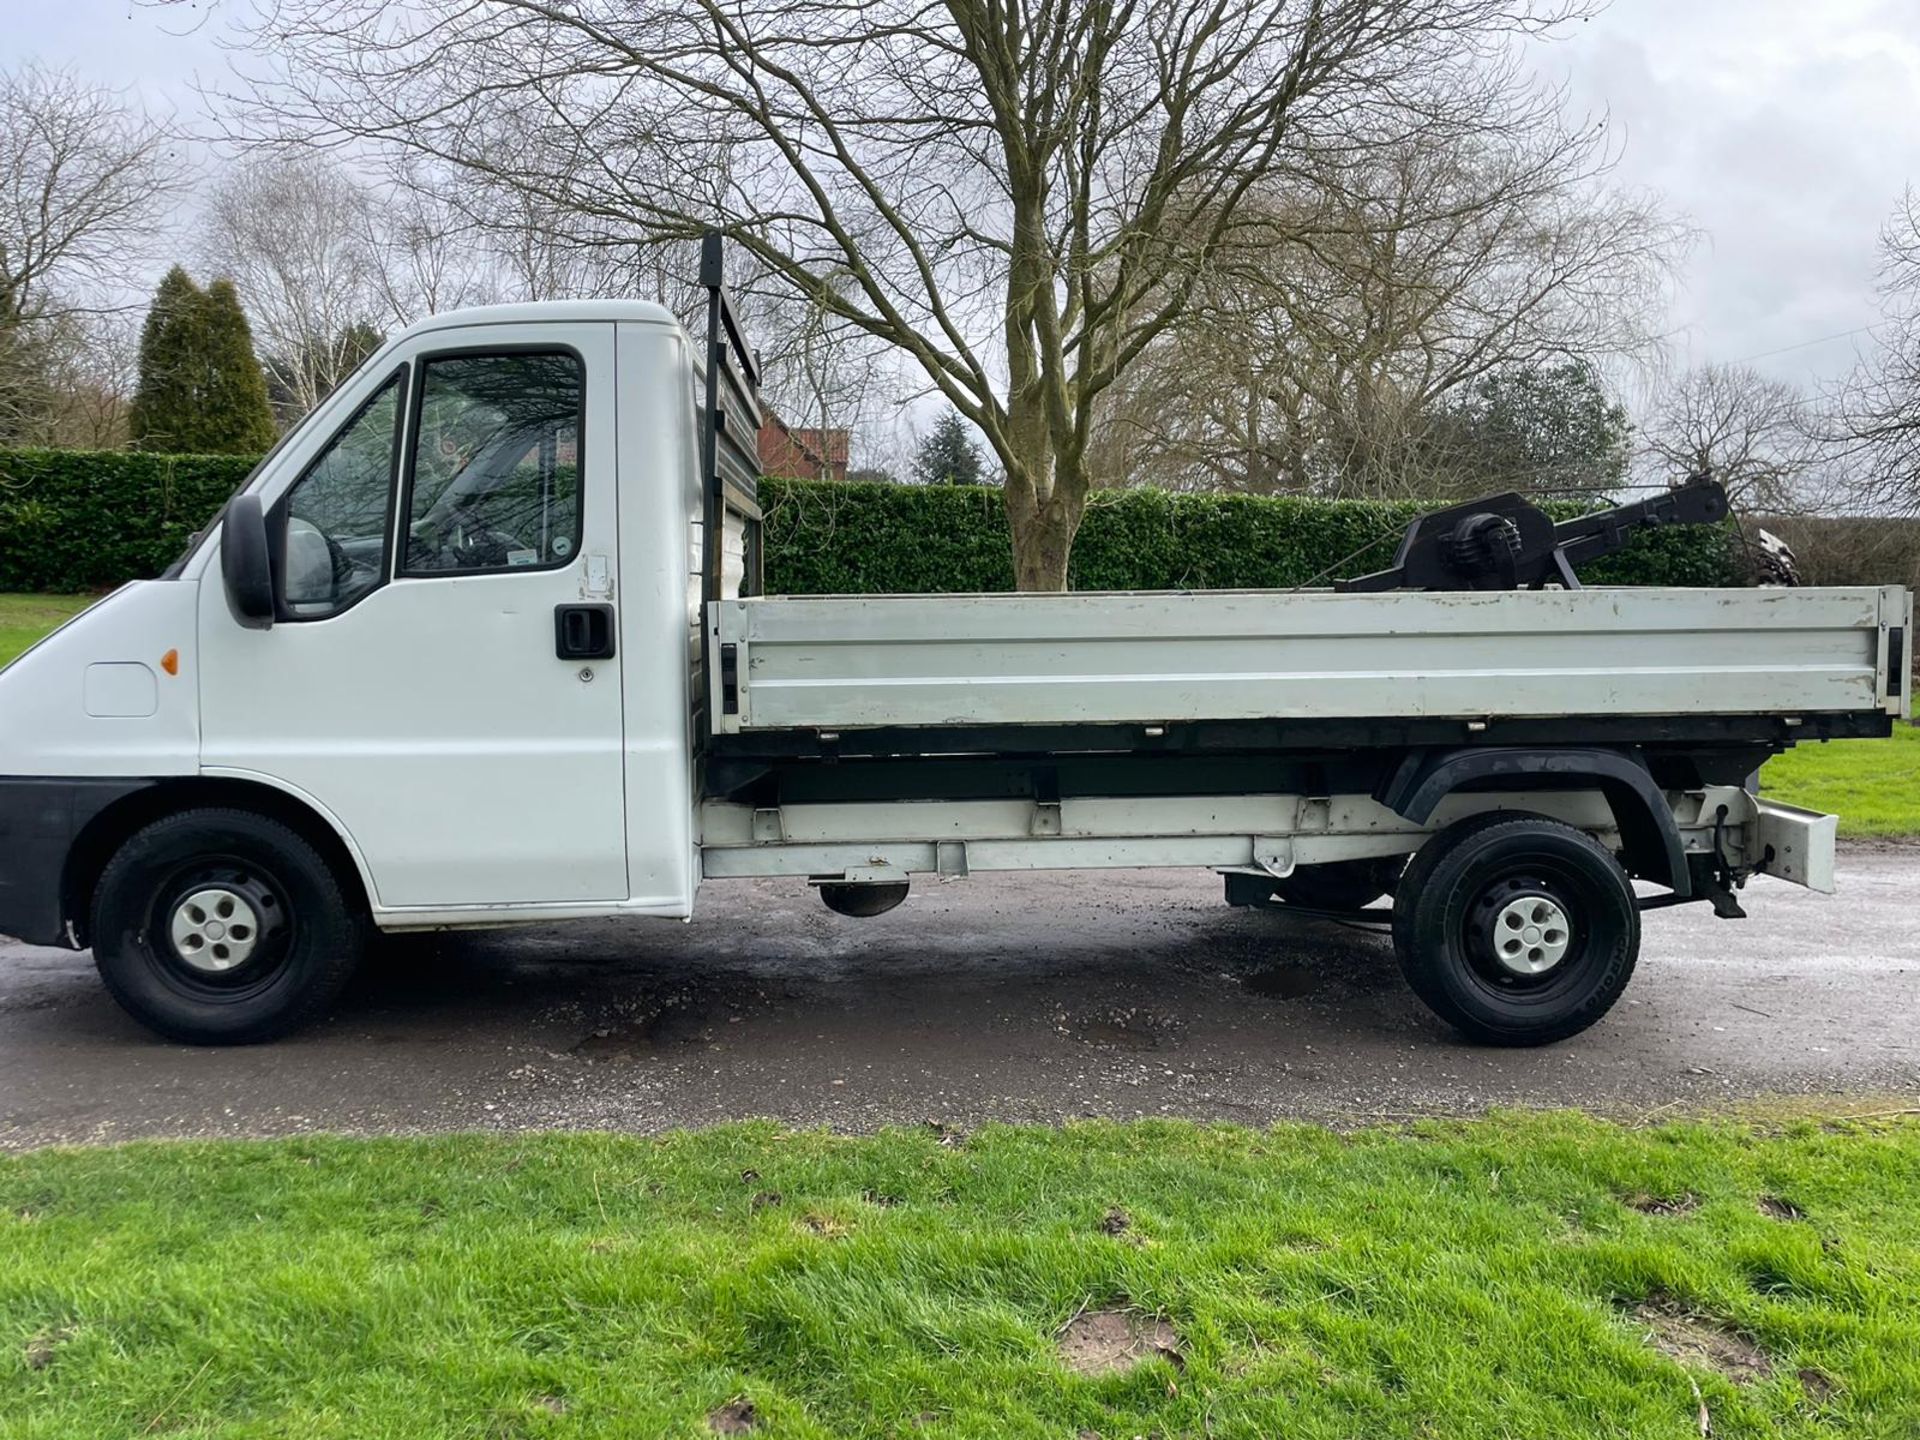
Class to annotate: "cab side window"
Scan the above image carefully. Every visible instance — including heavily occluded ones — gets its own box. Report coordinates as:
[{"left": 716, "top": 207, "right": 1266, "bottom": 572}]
[
  {"left": 401, "top": 351, "right": 584, "bottom": 575},
  {"left": 279, "top": 371, "right": 403, "bottom": 620}
]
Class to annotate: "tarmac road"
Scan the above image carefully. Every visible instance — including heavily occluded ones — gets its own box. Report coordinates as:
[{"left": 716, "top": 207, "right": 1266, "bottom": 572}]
[{"left": 2, "top": 851, "right": 1916, "bottom": 1149}]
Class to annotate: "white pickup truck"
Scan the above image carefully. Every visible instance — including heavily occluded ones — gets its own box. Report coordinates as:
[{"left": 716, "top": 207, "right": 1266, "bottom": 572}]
[{"left": 0, "top": 237, "right": 1907, "bottom": 1048}]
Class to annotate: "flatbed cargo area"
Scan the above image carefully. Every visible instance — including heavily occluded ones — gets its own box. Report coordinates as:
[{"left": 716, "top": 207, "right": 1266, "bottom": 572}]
[{"left": 711, "top": 585, "right": 1911, "bottom": 734}]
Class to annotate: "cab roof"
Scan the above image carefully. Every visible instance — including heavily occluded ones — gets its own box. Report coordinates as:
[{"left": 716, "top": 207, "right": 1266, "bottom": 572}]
[{"left": 396, "top": 298, "right": 683, "bottom": 337}]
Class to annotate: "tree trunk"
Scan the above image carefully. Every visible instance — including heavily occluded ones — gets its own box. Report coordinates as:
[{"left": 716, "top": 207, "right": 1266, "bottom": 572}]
[
  {"left": 998, "top": 416, "right": 1090, "bottom": 591},
  {"left": 1008, "top": 495, "right": 1080, "bottom": 590}
]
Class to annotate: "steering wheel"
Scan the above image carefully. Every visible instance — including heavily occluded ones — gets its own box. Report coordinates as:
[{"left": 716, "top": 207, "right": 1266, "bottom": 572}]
[{"left": 421, "top": 502, "right": 529, "bottom": 570}]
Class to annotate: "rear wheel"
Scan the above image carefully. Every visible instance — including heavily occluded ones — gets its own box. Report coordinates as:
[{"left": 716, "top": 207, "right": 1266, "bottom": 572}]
[
  {"left": 1392, "top": 812, "right": 1638, "bottom": 1046},
  {"left": 1268, "top": 854, "right": 1405, "bottom": 911},
  {"left": 91, "top": 808, "right": 365, "bottom": 1044}
]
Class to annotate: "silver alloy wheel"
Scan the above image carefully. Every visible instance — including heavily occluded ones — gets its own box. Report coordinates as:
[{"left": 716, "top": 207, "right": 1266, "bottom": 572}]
[
  {"left": 1491, "top": 895, "right": 1572, "bottom": 976},
  {"left": 168, "top": 887, "right": 262, "bottom": 973}
]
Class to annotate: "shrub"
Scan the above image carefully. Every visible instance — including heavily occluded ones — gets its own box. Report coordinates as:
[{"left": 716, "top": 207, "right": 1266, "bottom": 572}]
[
  {"left": 0, "top": 449, "right": 255, "bottom": 592},
  {"left": 0, "top": 450, "right": 1742, "bottom": 595},
  {"left": 759, "top": 477, "right": 1743, "bottom": 593}
]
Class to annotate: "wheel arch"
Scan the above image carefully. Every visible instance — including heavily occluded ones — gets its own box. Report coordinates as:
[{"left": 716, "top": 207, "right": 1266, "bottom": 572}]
[
  {"left": 1377, "top": 745, "right": 1690, "bottom": 897},
  {"left": 63, "top": 775, "right": 376, "bottom": 947}
]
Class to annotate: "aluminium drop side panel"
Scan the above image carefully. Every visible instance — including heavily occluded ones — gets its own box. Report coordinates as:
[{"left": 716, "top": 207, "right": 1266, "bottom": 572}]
[{"left": 711, "top": 586, "right": 1899, "bottom": 732}]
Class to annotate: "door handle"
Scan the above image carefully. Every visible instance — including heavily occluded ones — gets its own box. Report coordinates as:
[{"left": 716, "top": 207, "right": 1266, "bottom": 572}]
[{"left": 554, "top": 603, "right": 616, "bottom": 661}]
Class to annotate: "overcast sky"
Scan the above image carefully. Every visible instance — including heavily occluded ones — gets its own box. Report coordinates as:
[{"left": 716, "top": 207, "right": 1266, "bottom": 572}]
[{"left": 15, "top": 0, "right": 1920, "bottom": 389}]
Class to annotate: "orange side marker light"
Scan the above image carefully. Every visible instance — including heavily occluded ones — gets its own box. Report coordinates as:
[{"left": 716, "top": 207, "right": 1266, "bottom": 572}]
[{"left": 160, "top": 649, "right": 179, "bottom": 677}]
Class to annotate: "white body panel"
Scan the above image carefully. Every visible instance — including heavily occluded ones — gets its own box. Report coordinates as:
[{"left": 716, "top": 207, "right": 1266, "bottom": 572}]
[
  {"left": 0, "top": 582, "right": 200, "bottom": 777},
  {"left": 712, "top": 586, "right": 1910, "bottom": 731},
  {"left": 194, "top": 321, "right": 631, "bottom": 909},
  {"left": 614, "top": 320, "right": 705, "bottom": 915}
]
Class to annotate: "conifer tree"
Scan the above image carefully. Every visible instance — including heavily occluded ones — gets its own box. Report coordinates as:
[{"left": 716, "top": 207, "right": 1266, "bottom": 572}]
[
  {"left": 911, "top": 408, "right": 988, "bottom": 486},
  {"left": 129, "top": 266, "right": 203, "bottom": 452},
  {"left": 197, "top": 278, "right": 279, "bottom": 453},
  {"left": 130, "top": 268, "right": 278, "bottom": 453}
]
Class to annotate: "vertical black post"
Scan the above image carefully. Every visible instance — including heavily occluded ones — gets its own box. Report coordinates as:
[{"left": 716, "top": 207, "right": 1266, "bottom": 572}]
[{"left": 697, "top": 231, "right": 725, "bottom": 749}]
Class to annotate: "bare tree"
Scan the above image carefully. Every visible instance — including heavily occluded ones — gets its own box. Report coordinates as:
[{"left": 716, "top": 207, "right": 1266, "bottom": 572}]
[
  {"left": 1644, "top": 363, "right": 1822, "bottom": 511},
  {"left": 207, "top": 0, "right": 1605, "bottom": 589},
  {"left": 354, "top": 160, "right": 503, "bottom": 329},
  {"left": 1090, "top": 124, "right": 1683, "bottom": 496},
  {"left": 0, "top": 62, "right": 178, "bottom": 444},
  {"left": 197, "top": 152, "right": 389, "bottom": 421},
  {"left": 1833, "top": 190, "right": 1920, "bottom": 514},
  {"left": 34, "top": 311, "right": 141, "bottom": 448}
]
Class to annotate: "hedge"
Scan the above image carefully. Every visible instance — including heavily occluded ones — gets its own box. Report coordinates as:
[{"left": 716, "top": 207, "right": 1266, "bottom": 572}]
[
  {"left": 0, "top": 449, "right": 1742, "bottom": 595},
  {"left": 758, "top": 477, "right": 1744, "bottom": 592},
  {"left": 0, "top": 449, "right": 258, "bottom": 593}
]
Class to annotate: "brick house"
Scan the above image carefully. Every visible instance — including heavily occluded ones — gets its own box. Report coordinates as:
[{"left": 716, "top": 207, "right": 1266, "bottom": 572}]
[{"left": 758, "top": 411, "right": 850, "bottom": 481}]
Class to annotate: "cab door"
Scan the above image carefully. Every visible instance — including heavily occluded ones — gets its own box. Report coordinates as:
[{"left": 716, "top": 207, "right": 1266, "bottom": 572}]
[{"left": 197, "top": 323, "right": 627, "bottom": 911}]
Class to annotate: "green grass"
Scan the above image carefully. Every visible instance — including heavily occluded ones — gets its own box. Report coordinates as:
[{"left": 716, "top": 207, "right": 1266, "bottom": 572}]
[
  {"left": 0, "top": 593, "right": 92, "bottom": 668},
  {"left": 1761, "top": 723, "right": 1920, "bottom": 837},
  {"left": 4, "top": 1115, "right": 1919, "bottom": 1438}
]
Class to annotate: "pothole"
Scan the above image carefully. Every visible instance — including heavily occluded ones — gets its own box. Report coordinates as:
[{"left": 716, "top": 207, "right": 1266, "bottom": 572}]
[
  {"left": 573, "top": 996, "right": 714, "bottom": 1058},
  {"left": 1074, "top": 1010, "right": 1168, "bottom": 1051},
  {"left": 1633, "top": 1301, "right": 1772, "bottom": 1385},
  {"left": 1244, "top": 965, "right": 1318, "bottom": 999},
  {"left": 1057, "top": 1308, "right": 1183, "bottom": 1377}
]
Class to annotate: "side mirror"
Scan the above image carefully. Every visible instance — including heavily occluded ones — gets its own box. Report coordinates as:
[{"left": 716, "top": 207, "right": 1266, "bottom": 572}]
[{"left": 221, "top": 494, "right": 276, "bottom": 630}]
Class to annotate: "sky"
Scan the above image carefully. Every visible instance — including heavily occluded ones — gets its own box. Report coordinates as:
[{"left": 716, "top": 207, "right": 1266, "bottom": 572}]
[
  {"left": 12, "top": 0, "right": 1920, "bottom": 394},
  {"left": 1550, "top": 0, "right": 1920, "bottom": 386}
]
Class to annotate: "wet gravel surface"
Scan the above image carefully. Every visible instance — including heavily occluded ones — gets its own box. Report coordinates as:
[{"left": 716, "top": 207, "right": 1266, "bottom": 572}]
[{"left": 2, "top": 853, "right": 1917, "bottom": 1148}]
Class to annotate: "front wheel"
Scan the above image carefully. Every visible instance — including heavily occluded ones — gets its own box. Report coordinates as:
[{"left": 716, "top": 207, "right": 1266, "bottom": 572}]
[
  {"left": 91, "top": 808, "right": 366, "bottom": 1044},
  {"left": 1392, "top": 812, "right": 1639, "bottom": 1046}
]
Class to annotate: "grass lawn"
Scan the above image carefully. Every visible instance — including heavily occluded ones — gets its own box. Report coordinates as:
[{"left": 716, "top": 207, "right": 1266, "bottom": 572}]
[
  {"left": 1761, "top": 723, "right": 1920, "bottom": 837},
  {"left": 0, "top": 593, "right": 93, "bottom": 668},
  {"left": 3, "top": 1114, "right": 1918, "bottom": 1438}
]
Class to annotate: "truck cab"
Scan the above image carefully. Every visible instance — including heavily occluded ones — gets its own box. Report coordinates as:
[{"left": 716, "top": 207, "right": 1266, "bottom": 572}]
[
  {"left": 0, "top": 240, "right": 1906, "bottom": 1048},
  {"left": 0, "top": 299, "right": 733, "bottom": 1033}
]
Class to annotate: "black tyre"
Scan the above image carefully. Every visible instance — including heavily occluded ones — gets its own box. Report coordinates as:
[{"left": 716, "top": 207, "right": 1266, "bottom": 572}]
[
  {"left": 1392, "top": 812, "right": 1638, "bottom": 1046},
  {"left": 1268, "top": 855, "right": 1406, "bottom": 911},
  {"left": 91, "top": 808, "right": 366, "bottom": 1044}
]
